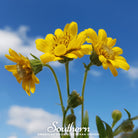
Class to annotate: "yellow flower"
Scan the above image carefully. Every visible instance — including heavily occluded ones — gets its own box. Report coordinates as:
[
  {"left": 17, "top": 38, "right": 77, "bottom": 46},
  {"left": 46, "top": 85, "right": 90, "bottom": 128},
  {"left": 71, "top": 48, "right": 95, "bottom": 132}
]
[
  {"left": 86, "top": 28, "right": 130, "bottom": 76},
  {"left": 36, "top": 22, "right": 92, "bottom": 63},
  {"left": 5, "top": 49, "right": 39, "bottom": 96}
]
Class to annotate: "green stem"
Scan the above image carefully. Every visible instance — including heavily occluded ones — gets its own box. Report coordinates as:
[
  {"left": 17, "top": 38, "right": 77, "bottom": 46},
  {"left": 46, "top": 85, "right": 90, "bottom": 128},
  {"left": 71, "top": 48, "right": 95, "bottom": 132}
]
[
  {"left": 65, "top": 62, "right": 76, "bottom": 138},
  {"left": 71, "top": 109, "right": 76, "bottom": 138},
  {"left": 63, "top": 106, "right": 70, "bottom": 127},
  {"left": 65, "top": 62, "right": 70, "bottom": 97},
  {"left": 113, "top": 125, "right": 123, "bottom": 136},
  {"left": 43, "top": 64, "right": 64, "bottom": 114},
  {"left": 81, "top": 68, "right": 89, "bottom": 128}
]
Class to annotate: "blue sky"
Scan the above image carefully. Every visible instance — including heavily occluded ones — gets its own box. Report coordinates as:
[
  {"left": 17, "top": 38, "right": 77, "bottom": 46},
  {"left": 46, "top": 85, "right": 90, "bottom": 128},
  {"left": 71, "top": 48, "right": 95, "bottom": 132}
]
[{"left": 0, "top": 0, "right": 138, "bottom": 138}]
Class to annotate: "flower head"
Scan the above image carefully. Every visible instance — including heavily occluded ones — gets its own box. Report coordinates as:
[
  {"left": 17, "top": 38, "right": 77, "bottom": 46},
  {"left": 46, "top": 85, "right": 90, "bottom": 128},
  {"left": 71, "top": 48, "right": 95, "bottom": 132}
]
[
  {"left": 67, "top": 90, "right": 83, "bottom": 108},
  {"left": 36, "top": 22, "right": 92, "bottom": 63},
  {"left": 5, "top": 49, "right": 39, "bottom": 96},
  {"left": 86, "top": 29, "right": 130, "bottom": 76}
]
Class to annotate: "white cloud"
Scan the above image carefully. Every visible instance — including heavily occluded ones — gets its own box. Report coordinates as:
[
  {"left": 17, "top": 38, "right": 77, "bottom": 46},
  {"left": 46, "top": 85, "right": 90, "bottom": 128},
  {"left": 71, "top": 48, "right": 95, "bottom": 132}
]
[
  {"left": 0, "top": 26, "right": 63, "bottom": 68},
  {"left": 7, "top": 106, "right": 99, "bottom": 138},
  {"left": 7, "top": 106, "right": 61, "bottom": 135},
  {"left": 124, "top": 66, "right": 138, "bottom": 80},
  {"left": 49, "top": 61, "right": 64, "bottom": 68},
  {"left": 89, "top": 70, "right": 102, "bottom": 77},
  {"left": 8, "top": 136, "right": 17, "bottom": 138},
  {"left": 0, "top": 26, "right": 43, "bottom": 58}
]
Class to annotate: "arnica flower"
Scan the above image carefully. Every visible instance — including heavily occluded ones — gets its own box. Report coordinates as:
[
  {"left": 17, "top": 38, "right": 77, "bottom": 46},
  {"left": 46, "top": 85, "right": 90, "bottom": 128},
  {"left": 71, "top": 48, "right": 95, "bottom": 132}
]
[
  {"left": 36, "top": 22, "right": 92, "bottom": 63},
  {"left": 86, "top": 29, "right": 130, "bottom": 76},
  {"left": 5, "top": 49, "right": 39, "bottom": 96}
]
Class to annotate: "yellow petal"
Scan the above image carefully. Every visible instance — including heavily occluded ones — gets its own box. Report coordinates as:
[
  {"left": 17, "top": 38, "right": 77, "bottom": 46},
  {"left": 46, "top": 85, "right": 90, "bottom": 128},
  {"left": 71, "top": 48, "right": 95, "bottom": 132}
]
[
  {"left": 67, "top": 38, "right": 78, "bottom": 51},
  {"left": 36, "top": 39, "right": 51, "bottom": 53},
  {"left": 22, "top": 79, "right": 30, "bottom": 96},
  {"left": 5, "top": 54, "right": 18, "bottom": 62},
  {"left": 99, "top": 55, "right": 106, "bottom": 63},
  {"left": 54, "top": 44, "right": 66, "bottom": 56},
  {"left": 80, "top": 44, "right": 92, "bottom": 55},
  {"left": 71, "top": 50, "right": 84, "bottom": 58},
  {"left": 115, "top": 59, "right": 130, "bottom": 70},
  {"left": 9, "top": 49, "right": 20, "bottom": 58},
  {"left": 102, "top": 63, "right": 108, "bottom": 70},
  {"left": 76, "top": 31, "right": 87, "bottom": 46},
  {"left": 30, "top": 80, "right": 35, "bottom": 93},
  {"left": 18, "top": 53, "right": 26, "bottom": 61},
  {"left": 98, "top": 29, "right": 107, "bottom": 41},
  {"left": 32, "top": 74, "right": 39, "bottom": 84},
  {"left": 108, "top": 59, "right": 119, "bottom": 68},
  {"left": 65, "top": 53, "right": 78, "bottom": 59},
  {"left": 86, "top": 38, "right": 92, "bottom": 43},
  {"left": 68, "top": 22, "right": 78, "bottom": 36},
  {"left": 85, "top": 28, "right": 97, "bottom": 44},
  {"left": 40, "top": 53, "right": 56, "bottom": 63},
  {"left": 54, "top": 29, "right": 64, "bottom": 38},
  {"left": 45, "top": 34, "right": 55, "bottom": 44},
  {"left": 107, "top": 38, "right": 116, "bottom": 47},
  {"left": 115, "top": 56, "right": 126, "bottom": 61},
  {"left": 112, "top": 47, "right": 123, "bottom": 55},
  {"left": 5, "top": 65, "right": 17, "bottom": 72},
  {"left": 13, "top": 72, "right": 22, "bottom": 83},
  {"left": 108, "top": 62, "right": 118, "bottom": 77},
  {"left": 64, "top": 23, "right": 69, "bottom": 33}
]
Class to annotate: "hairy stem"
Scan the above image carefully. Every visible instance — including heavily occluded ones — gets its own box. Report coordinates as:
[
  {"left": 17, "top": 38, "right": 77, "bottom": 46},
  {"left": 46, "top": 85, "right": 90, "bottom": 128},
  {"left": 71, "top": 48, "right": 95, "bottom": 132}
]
[{"left": 44, "top": 64, "right": 64, "bottom": 113}]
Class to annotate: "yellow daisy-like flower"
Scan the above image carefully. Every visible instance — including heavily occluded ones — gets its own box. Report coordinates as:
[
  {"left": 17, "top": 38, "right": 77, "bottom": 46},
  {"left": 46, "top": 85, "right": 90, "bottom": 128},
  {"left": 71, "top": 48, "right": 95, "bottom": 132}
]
[
  {"left": 36, "top": 22, "right": 92, "bottom": 63},
  {"left": 86, "top": 28, "right": 130, "bottom": 76},
  {"left": 5, "top": 49, "right": 39, "bottom": 96}
]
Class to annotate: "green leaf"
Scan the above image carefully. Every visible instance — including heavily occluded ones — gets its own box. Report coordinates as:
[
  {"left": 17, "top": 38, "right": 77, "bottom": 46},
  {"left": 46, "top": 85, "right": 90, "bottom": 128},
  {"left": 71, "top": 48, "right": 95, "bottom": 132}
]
[
  {"left": 30, "top": 53, "right": 39, "bottom": 60},
  {"left": 83, "top": 111, "right": 89, "bottom": 127},
  {"left": 77, "top": 111, "right": 89, "bottom": 138},
  {"left": 96, "top": 116, "right": 106, "bottom": 138},
  {"left": 131, "top": 116, "right": 138, "bottom": 121},
  {"left": 104, "top": 122, "right": 113, "bottom": 138},
  {"left": 124, "top": 108, "right": 131, "bottom": 119},
  {"left": 83, "top": 111, "right": 89, "bottom": 138},
  {"left": 130, "top": 129, "right": 138, "bottom": 138}
]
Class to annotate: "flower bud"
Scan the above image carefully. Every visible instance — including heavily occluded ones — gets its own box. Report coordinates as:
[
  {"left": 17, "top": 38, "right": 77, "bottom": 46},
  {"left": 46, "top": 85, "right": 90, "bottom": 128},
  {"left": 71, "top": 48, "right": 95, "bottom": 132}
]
[
  {"left": 65, "top": 114, "right": 76, "bottom": 126},
  {"left": 30, "top": 59, "right": 43, "bottom": 75},
  {"left": 121, "top": 120, "right": 134, "bottom": 132},
  {"left": 90, "top": 50, "right": 102, "bottom": 66},
  {"left": 67, "top": 90, "right": 83, "bottom": 108},
  {"left": 112, "top": 110, "right": 122, "bottom": 122},
  {"left": 112, "top": 110, "right": 122, "bottom": 128}
]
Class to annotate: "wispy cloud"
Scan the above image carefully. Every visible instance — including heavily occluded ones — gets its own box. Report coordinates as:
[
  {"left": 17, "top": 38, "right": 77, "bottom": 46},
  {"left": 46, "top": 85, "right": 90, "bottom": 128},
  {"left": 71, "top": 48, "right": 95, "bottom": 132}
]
[
  {"left": 6, "top": 106, "right": 99, "bottom": 138},
  {"left": 0, "top": 26, "right": 63, "bottom": 68},
  {"left": 7, "top": 106, "right": 61, "bottom": 135},
  {"left": 124, "top": 66, "right": 138, "bottom": 80},
  {"left": 49, "top": 61, "right": 64, "bottom": 68},
  {"left": 0, "top": 26, "right": 43, "bottom": 58},
  {"left": 8, "top": 136, "right": 17, "bottom": 138},
  {"left": 89, "top": 70, "right": 102, "bottom": 77}
]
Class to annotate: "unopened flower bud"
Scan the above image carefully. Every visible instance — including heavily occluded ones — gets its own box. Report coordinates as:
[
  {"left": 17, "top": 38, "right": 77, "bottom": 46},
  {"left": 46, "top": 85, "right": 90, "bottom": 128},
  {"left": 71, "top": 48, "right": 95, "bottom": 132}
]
[
  {"left": 112, "top": 110, "right": 122, "bottom": 128},
  {"left": 68, "top": 90, "right": 83, "bottom": 108},
  {"left": 65, "top": 114, "right": 76, "bottom": 126},
  {"left": 121, "top": 120, "right": 134, "bottom": 132},
  {"left": 112, "top": 110, "right": 122, "bottom": 122},
  {"left": 90, "top": 50, "right": 102, "bottom": 66},
  {"left": 30, "top": 59, "right": 43, "bottom": 75}
]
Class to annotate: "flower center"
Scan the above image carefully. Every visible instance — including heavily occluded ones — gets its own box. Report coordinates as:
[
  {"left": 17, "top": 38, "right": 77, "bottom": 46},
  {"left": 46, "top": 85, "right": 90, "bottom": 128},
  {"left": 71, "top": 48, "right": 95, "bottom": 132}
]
[
  {"left": 55, "top": 33, "right": 71, "bottom": 48},
  {"left": 101, "top": 45, "right": 114, "bottom": 59},
  {"left": 16, "top": 64, "right": 32, "bottom": 79}
]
